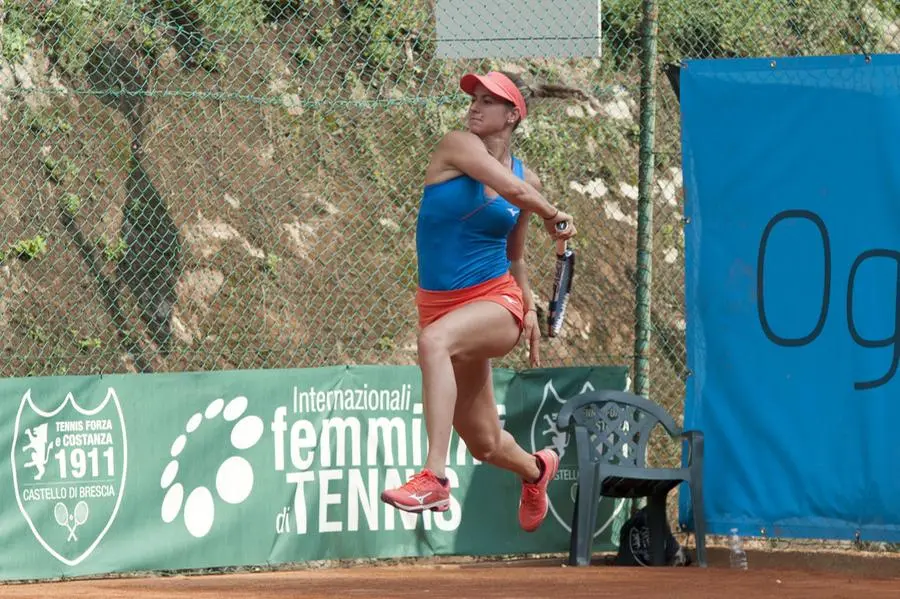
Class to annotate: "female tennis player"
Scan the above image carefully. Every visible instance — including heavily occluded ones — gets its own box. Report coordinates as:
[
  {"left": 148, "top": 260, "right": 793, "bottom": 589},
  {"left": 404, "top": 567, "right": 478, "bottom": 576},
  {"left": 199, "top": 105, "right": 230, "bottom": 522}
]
[{"left": 380, "top": 70, "right": 578, "bottom": 533}]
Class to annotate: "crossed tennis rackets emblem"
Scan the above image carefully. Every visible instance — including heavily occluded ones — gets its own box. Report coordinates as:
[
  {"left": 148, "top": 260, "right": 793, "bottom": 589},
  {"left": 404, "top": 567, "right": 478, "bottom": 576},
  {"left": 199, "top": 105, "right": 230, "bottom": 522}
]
[{"left": 54, "top": 501, "right": 89, "bottom": 541}]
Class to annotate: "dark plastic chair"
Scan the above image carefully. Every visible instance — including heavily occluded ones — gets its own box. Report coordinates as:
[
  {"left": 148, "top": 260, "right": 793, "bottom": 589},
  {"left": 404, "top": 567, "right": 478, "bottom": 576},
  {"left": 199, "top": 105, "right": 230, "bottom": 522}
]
[{"left": 556, "top": 390, "right": 706, "bottom": 567}]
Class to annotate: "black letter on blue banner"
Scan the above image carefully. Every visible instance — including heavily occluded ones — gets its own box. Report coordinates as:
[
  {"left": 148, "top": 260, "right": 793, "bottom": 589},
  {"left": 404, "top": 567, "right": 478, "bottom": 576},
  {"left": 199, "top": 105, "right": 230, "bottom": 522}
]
[
  {"left": 758, "top": 210, "right": 831, "bottom": 346},
  {"left": 847, "top": 249, "right": 900, "bottom": 391}
]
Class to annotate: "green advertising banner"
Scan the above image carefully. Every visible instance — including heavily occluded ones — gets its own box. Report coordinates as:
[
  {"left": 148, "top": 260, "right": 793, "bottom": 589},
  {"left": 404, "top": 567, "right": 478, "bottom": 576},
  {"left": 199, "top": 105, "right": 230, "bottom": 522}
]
[{"left": 0, "top": 365, "right": 629, "bottom": 581}]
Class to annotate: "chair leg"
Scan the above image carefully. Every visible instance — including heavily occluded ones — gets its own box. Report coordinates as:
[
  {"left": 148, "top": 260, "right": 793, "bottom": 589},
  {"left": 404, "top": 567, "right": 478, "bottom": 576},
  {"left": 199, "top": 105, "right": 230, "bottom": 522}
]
[
  {"left": 568, "top": 482, "right": 581, "bottom": 564},
  {"left": 585, "top": 463, "right": 603, "bottom": 546},
  {"left": 568, "top": 461, "right": 599, "bottom": 566},
  {"left": 646, "top": 493, "right": 668, "bottom": 567},
  {"left": 690, "top": 481, "right": 707, "bottom": 567}
]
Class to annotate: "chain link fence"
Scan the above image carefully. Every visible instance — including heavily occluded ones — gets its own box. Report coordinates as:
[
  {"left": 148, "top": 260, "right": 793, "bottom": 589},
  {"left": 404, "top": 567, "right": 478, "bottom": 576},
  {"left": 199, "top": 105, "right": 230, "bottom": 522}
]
[
  {"left": 1, "top": 0, "right": 639, "bottom": 378},
  {"left": 2, "top": 0, "right": 900, "bottom": 552}
]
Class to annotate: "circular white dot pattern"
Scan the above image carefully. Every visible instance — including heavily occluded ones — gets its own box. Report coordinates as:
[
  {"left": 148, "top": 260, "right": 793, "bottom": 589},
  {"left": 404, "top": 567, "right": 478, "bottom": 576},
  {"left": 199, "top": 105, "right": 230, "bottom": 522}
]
[
  {"left": 216, "top": 456, "right": 254, "bottom": 504},
  {"left": 223, "top": 396, "right": 248, "bottom": 422},
  {"left": 186, "top": 413, "right": 203, "bottom": 433},
  {"left": 231, "top": 416, "right": 264, "bottom": 450},
  {"left": 170, "top": 435, "right": 187, "bottom": 458},
  {"left": 160, "top": 395, "right": 263, "bottom": 537},
  {"left": 161, "top": 460, "right": 179, "bottom": 489},
  {"left": 161, "top": 483, "right": 184, "bottom": 523},
  {"left": 184, "top": 486, "right": 215, "bottom": 538},
  {"left": 205, "top": 398, "right": 224, "bottom": 419}
]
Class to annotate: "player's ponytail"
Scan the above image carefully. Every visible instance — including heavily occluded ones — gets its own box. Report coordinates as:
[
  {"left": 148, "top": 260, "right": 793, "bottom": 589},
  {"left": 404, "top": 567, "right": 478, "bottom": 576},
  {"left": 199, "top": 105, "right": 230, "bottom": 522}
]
[{"left": 499, "top": 71, "right": 598, "bottom": 128}]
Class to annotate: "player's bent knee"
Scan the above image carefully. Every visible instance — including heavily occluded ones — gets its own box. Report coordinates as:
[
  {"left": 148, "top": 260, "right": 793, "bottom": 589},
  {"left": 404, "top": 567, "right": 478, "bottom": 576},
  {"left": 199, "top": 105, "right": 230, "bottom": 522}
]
[
  {"left": 417, "top": 326, "right": 448, "bottom": 361},
  {"left": 464, "top": 433, "right": 501, "bottom": 463}
]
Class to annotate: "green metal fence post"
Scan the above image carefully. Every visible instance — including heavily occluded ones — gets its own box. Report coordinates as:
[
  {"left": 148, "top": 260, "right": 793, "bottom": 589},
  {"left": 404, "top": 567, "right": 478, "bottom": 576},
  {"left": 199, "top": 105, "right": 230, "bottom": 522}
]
[{"left": 633, "top": 0, "right": 660, "bottom": 399}]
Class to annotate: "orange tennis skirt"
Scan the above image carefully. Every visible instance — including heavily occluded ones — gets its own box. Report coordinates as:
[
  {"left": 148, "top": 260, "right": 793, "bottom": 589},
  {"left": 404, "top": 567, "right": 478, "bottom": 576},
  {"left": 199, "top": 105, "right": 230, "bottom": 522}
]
[{"left": 415, "top": 272, "right": 526, "bottom": 330}]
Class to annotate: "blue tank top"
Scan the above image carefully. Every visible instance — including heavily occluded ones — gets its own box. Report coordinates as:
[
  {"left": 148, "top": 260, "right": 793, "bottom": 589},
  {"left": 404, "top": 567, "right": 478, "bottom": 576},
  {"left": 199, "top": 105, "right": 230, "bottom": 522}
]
[{"left": 416, "top": 157, "right": 524, "bottom": 291}]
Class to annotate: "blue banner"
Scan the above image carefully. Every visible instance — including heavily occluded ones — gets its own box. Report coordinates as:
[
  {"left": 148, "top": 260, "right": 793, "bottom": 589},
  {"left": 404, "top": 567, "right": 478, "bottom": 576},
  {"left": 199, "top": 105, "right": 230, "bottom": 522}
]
[{"left": 680, "top": 54, "right": 900, "bottom": 541}]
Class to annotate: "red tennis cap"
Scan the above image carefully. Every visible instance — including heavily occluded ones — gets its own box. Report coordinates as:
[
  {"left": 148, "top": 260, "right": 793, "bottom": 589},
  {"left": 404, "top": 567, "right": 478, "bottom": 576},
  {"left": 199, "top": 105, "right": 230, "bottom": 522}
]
[{"left": 460, "top": 71, "right": 528, "bottom": 121}]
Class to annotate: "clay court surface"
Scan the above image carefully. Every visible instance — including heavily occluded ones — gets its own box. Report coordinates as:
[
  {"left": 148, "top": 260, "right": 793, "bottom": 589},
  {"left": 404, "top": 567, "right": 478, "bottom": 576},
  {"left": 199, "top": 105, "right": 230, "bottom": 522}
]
[{"left": 2, "top": 548, "right": 898, "bottom": 599}]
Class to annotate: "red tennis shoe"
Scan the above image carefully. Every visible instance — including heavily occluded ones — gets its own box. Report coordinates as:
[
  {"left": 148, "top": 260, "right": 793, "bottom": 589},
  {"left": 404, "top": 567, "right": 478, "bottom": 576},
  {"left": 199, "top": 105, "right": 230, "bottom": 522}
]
[
  {"left": 380, "top": 469, "right": 451, "bottom": 513},
  {"left": 518, "top": 448, "right": 560, "bottom": 532}
]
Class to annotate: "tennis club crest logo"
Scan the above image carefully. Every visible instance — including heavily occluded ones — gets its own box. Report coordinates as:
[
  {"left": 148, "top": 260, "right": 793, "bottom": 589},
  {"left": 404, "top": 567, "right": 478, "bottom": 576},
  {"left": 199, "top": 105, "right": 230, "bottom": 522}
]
[
  {"left": 530, "top": 379, "right": 628, "bottom": 539},
  {"left": 11, "top": 388, "right": 128, "bottom": 566}
]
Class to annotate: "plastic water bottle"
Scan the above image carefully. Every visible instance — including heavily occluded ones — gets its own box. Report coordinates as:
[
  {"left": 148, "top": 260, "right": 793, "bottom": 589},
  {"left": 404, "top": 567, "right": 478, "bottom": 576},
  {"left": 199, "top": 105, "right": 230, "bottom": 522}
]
[{"left": 728, "top": 528, "right": 748, "bottom": 570}]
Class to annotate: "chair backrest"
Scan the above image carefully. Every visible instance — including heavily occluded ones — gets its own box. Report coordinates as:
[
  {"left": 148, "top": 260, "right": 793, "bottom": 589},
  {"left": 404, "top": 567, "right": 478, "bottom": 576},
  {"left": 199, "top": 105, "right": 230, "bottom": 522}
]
[{"left": 557, "top": 390, "right": 680, "bottom": 468}]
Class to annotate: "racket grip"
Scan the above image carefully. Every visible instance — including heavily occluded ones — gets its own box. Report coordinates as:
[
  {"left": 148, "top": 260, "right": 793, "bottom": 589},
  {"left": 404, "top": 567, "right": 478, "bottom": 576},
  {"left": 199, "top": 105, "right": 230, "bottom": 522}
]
[{"left": 555, "top": 220, "right": 568, "bottom": 254}]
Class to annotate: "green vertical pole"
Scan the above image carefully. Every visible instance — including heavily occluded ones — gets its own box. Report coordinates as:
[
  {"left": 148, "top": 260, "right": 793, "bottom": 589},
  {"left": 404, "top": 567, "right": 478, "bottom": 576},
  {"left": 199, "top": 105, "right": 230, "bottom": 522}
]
[{"left": 633, "top": 0, "right": 660, "bottom": 399}]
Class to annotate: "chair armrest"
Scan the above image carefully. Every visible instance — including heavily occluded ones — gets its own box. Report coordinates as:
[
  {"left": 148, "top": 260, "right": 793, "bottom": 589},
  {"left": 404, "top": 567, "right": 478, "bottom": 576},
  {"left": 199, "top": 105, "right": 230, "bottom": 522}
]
[{"left": 679, "top": 430, "right": 704, "bottom": 468}]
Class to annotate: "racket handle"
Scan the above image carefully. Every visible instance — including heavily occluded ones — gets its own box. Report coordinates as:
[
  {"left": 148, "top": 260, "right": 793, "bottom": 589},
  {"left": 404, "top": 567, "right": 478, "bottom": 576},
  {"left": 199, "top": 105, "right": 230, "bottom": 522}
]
[{"left": 555, "top": 220, "right": 568, "bottom": 254}]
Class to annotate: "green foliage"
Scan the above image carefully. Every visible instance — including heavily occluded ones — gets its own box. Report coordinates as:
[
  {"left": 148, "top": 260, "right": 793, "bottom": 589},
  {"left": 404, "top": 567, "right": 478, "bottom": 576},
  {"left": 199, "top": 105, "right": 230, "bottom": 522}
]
[
  {"left": 376, "top": 336, "right": 396, "bottom": 351},
  {"left": 2, "top": 26, "right": 31, "bottom": 64},
  {"left": 43, "top": 156, "right": 80, "bottom": 184},
  {"left": 187, "top": 0, "right": 265, "bottom": 36},
  {"left": 31, "top": 0, "right": 260, "bottom": 76},
  {"left": 61, "top": 192, "right": 82, "bottom": 216},
  {"left": 290, "top": 8, "right": 339, "bottom": 66},
  {"left": 137, "top": 18, "right": 169, "bottom": 61},
  {"left": 39, "top": 0, "right": 138, "bottom": 74},
  {"left": 77, "top": 336, "right": 102, "bottom": 351},
  {"left": 41, "top": 0, "right": 101, "bottom": 74},
  {"left": 658, "top": 223, "right": 684, "bottom": 251},
  {"left": 98, "top": 235, "right": 127, "bottom": 263},
  {"left": 27, "top": 325, "right": 49, "bottom": 343},
  {"left": 94, "top": 0, "right": 143, "bottom": 30},
  {"left": 93, "top": 169, "right": 109, "bottom": 185},
  {"left": 602, "top": 0, "right": 897, "bottom": 63},
  {"left": 518, "top": 119, "right": 585, "bottom": 191},
  {"left": 7, "top": 235, "right": 48, "bottom": 262},
  {"left": 601, "top": 0, "right": 642, "bottom": 69},
  {"left": 292, "top": 44, "right": 318, "bottom": 67},
  {"left": 261, "top": 0, "right": 329, "bottom": 22},
  {"left": 1, "top": 5, "right": 35, "bottom": 63},
  {"left": 153, "top": 0, "right": 261, "bottom": 71},
  {"left": 25, "top": 108, "right": 72, "bottom": 136},
  {"left": 344, "top": 1, "right": 431, "bottom": 72},
  {"left": 2, "top": 0, "right": 896, "bottom": 85},
  {"left": 263, "top": 253, "right": 280, "bottom": 277},
  {"left": 872, "top": 0, "right": 900, "bottom": 19}
]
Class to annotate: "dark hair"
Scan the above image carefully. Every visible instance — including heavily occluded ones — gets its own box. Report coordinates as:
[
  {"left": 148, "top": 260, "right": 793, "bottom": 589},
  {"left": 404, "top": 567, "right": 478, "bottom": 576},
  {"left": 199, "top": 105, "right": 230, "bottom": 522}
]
[{"left": 499, "top": 70, "right": 596, "bottom": 129}]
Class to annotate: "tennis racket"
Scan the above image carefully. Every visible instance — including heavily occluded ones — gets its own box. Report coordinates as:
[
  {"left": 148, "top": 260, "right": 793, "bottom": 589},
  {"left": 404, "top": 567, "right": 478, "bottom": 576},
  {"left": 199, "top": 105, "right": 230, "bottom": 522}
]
[
  {"left": 73, "top": 501, "right": 89, "bottom": 531},
  {"left": 54, "top": 501, "right": 89, "bottom": 541},
  {"left": 547, "top": 221, "right": 575, "bottom": 338},
  {"left": 54, "top": 502, "right": 68, "bottom": 530}
]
